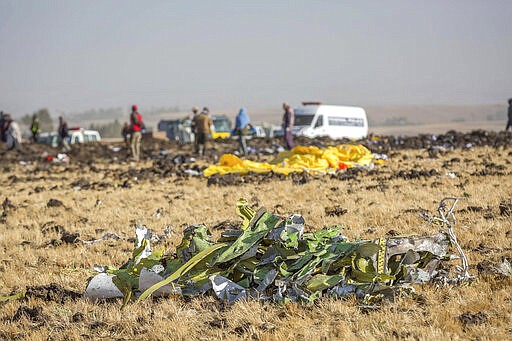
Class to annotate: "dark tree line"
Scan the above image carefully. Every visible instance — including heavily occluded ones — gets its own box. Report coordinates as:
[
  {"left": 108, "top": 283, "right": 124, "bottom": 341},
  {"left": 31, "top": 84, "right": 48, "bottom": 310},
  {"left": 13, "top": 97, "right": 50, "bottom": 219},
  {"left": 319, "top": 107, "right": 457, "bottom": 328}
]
[{"left": 89, "top": 119, "right": 123, "bottom": 138}]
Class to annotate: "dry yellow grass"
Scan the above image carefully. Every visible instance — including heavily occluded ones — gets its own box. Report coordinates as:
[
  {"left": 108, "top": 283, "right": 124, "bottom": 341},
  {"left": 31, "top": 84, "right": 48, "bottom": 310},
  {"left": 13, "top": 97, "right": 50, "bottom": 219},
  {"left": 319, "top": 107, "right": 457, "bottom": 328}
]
[{"left": 0, "top": 145, "right": 511, "bottom": 340}]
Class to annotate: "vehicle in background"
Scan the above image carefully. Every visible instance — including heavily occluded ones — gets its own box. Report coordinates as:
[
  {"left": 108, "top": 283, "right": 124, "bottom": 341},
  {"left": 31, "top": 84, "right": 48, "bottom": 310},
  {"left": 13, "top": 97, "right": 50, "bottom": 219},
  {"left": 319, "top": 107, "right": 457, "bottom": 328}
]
[
  {"left": 158, "top": 119, "right": 182, "bottom": 142},
  {"left": 38, "top": 132, "right": 60, "bottom": 147},
  {"left": 251, "top": 125, "right": 267, "bottom": 138},
  {"left": 68, "top": 127, "right": 101, "bottom": 144},
  {"left": 293, "top": 102, "right": 368, "bottom": 140},
  {"left": 38, "top": 128, "right": 101, "bottom": 147},
  {"left": 211, "top": 115, "right": 232, "bottom": 139},
  {"left": 230, "top": 125, "right": 267, "bottom": 140}
]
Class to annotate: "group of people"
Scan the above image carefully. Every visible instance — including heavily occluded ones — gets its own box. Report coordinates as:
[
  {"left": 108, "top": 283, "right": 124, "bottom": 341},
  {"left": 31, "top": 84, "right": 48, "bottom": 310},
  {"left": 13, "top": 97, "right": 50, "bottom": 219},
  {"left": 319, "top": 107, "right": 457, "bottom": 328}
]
[
  {"left": 182, "top": 102, "right": 294, "bottom": 157},
  {"left": 3, "top": 99, "right": 510, "bottom": 158},
  {"left": 118, "top": 103, "right": 295, "bottom": 159},
  {"left": 0, "top": 111, "right": 71, "bottom": 152}
]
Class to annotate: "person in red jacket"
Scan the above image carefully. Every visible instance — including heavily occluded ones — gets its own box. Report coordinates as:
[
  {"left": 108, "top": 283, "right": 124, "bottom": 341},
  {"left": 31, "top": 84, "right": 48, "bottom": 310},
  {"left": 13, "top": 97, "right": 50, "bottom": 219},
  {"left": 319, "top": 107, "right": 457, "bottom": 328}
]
[{"left": 129, "top": 105, "right": 143, "bottom": 161}]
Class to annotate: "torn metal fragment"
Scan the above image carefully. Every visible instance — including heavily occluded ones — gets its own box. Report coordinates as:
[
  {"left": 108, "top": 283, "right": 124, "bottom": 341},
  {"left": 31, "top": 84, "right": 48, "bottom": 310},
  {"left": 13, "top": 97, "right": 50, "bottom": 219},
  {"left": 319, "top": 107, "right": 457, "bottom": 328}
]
[
  {"left": 209, "top": 275, "right": 247, "bottom": 303},
  {"left": 85, "top": 273, "right": 124, "bottom": 300}
]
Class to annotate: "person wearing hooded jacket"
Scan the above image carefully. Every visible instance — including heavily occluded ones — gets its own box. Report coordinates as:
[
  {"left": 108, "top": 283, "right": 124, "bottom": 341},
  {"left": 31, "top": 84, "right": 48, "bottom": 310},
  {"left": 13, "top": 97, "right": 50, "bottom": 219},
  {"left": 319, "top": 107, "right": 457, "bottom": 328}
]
[{"left": 235, "top": 108, "right": 251, "bottom": 156}]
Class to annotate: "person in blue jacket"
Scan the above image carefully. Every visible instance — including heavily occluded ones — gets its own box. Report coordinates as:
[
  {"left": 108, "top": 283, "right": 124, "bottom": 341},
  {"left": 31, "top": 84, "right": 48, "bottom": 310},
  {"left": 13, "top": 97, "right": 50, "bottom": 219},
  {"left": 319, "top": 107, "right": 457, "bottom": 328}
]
[{"left": 235, "top": 108, "right": 251, "bottom": 156}]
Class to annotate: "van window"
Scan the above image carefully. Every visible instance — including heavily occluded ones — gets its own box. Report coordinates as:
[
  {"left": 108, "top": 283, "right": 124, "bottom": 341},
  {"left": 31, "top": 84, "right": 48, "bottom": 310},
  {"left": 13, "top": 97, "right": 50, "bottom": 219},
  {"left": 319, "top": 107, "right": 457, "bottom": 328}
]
[
  {"left": 314, "top": 115, "right": 323, "bottom": 128},
  {"left": 295, "top": 115, "right": 315, "bottom": 126},
  {"left": 73, "top": 135, "right": 80, "bottom": 144},
  {"left": 85, "top": 133, "right": 97, "bottom": 142},
  {"left": 327, "top": 117, "right": 364, "bottom": 127}
]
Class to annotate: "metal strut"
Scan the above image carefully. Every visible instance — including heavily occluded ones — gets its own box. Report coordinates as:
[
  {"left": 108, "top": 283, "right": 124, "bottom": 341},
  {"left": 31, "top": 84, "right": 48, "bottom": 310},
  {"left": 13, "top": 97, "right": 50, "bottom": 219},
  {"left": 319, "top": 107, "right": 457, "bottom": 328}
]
[{"left": 421, "top": 197, "right": 471, "bottom": 282}]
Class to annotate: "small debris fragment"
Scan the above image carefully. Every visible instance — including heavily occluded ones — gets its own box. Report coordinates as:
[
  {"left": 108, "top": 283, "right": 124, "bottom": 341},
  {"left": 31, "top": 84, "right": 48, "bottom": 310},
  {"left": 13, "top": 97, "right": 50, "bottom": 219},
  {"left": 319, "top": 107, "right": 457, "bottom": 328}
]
[
  {"left": 325, "top": 205, "right": 348, "bottom": 216},
  {"left": 499, "top": 201, "right": 512, "bottom": 217},
  {"left": 12, "top": 306, "right": 46, "bottom": 322},
  {"left": 47, "top": 199, "right": 64, "bottom": 208},
  {"left": 458, "top": 311, "right": 487, "bottom": 326},
  {"left": 61, "top": 231, "right": 80, "bottom": 244}
]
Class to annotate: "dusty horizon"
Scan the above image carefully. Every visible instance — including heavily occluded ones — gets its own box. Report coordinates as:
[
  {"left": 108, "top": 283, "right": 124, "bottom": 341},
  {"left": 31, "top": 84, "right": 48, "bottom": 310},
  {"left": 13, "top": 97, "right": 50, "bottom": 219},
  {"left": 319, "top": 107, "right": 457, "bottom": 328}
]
[{"left": 2, "top": 1, "right": 511, "bottom": 115}]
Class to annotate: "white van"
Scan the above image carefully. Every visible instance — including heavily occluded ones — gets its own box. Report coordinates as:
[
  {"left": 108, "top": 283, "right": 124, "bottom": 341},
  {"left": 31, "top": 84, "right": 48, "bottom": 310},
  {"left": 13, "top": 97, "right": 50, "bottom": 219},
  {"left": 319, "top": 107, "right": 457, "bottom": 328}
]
[
  {"left": 292, "top": 103, "right": 368, "bottom": 140},
  {"left": 68, "top": 128, "right": 102, "bottom": 144}
]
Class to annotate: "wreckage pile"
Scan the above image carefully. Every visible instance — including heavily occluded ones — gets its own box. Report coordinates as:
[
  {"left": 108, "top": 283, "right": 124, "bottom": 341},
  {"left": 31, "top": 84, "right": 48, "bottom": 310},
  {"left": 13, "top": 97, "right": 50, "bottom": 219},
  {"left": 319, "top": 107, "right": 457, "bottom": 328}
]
[{"left": 86, "top": 198, "right": 471, "bottom": 306}]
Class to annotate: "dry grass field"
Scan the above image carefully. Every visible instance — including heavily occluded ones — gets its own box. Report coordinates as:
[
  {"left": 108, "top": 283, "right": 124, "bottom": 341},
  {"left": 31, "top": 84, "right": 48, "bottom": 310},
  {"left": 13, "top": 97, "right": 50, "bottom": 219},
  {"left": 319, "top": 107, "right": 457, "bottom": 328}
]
[{"left": 0, "top": 136, "right": 511, "bottom": 340}]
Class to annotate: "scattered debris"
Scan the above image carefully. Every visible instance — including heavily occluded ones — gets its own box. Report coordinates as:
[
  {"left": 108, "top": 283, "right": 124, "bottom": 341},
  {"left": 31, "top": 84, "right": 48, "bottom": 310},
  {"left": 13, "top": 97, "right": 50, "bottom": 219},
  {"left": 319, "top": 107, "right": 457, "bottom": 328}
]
[
  {"left": 477, "top": 259, "right": 511, "bottom": 277},
  {"left": 25, "top": 283, "right": 82, "bottom": 303},
  {"left": 12, "top": 306, "right": 46, "bottom": 322},
  {"left": 325, "top": 205, "right": 348, "bottom": 217},
  {"left": 2, "top": 198, "right": 15, "bottom": 210},
  {"left": 1, "top": 283, "right": 82, "bottom": 304},
  {"left": 81, "top": 232, "right": 123, "bottom": 245},
  {"left": 61, "top": 231, "right": 80, "bottom": 244},
  {"left": 458, "top": 311, "right": 488, "bottom": 326},
  {"left": 85, "top": 198, "right": 471, "bottom": 307},
  {"left": 499, "top": 201, "right": 512, "bottom": 217},
  {"left": 41, "top": 222, "right": 64, "bottom": 235},
  {"left": 47, "top": 199, "right": 64, "bottom": 208},
  {"left": 72, "top": 312, "right": 85, "bottom": 323}
]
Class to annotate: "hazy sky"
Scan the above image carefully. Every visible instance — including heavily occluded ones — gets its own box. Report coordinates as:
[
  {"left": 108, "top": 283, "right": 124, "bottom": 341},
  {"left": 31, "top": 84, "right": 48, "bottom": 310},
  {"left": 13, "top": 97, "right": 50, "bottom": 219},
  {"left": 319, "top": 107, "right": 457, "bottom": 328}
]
[{"left": 1, "top": 0, "right": 511, "bottom": 115}]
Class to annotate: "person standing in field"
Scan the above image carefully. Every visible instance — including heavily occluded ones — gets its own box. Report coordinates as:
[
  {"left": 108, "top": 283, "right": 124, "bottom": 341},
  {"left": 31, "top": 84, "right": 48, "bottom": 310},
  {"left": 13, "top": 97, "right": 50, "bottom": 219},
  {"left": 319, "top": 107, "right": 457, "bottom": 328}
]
[
  {"left": 192, "top": 107, "right": 212, "bottom": 156},
  {"left": 506, "top": 98, "right": 512, "bottom": 131},
  {"left": 31, "top": 114, "right": 40, "bottom": 143},
  {"left": 235, "top": 107, "right": 250, "bottom": 156},
  {"left": 4, "top": 114, "right": 22, "bottom": 151},
  {"left": 0, "top": 111, "right": 6, "bottom": 143},
  {"left": 58, "top": 116, "right": 71, "bottom": 152},
  {"left": 190, "top": 106, "right": 199, "bottom": 145},
  {"left": 129, "top": 105, "right": 143, "bottom": 161},
  {"left": 121, "top": 122, "right": 130, "bottom": 149},
  {"left": 282, "top": 102, "right": 294, "bottom": 150}
]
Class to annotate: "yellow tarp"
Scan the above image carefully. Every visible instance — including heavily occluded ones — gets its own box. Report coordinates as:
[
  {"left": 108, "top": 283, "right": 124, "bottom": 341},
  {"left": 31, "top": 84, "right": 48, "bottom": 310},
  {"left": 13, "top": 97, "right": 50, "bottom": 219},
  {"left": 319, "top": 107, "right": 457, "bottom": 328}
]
[{"left": 203, "top": 144, "right": 375, "bottom": 177}]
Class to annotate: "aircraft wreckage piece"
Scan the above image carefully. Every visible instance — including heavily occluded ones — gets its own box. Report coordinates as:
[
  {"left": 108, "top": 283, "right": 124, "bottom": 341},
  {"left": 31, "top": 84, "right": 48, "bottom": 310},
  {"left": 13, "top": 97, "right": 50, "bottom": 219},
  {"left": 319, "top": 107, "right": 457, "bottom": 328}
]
[{"left": 85, "top": 198, "right": 472, "bottom": 306}]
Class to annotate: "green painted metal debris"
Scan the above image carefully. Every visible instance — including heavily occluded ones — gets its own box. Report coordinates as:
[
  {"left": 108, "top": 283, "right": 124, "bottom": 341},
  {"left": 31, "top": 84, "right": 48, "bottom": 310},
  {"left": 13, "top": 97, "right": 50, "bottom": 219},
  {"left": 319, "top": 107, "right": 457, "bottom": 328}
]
[{"left": 85, "top": 198, "right": 472, "bottom": 306}]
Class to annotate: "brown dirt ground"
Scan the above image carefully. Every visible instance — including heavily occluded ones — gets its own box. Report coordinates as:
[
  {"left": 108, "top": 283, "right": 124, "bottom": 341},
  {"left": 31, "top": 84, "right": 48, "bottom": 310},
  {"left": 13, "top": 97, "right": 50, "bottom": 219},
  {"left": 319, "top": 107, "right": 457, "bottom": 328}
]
[{"left": 0, "top": 136, "right": 511, "bottom": 340}]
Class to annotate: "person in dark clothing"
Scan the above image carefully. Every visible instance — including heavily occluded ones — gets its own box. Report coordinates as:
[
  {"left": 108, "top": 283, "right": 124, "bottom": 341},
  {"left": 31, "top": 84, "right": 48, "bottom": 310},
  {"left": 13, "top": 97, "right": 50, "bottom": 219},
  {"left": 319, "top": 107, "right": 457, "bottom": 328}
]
[
  {"left": 0, "top": 111, "right": 5, "bottom": 143},
  {"left": 121, "top": 122, "right": 130, "bottom": 148},
  {"left": 506, "top": 99, "right": 512, "bottom": 131},
  {"left": 58, "top": 116, "right": 71, "bottom": 151},
  {"left": 282, "top": 102, "right": 294, "bottom": 150}
]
